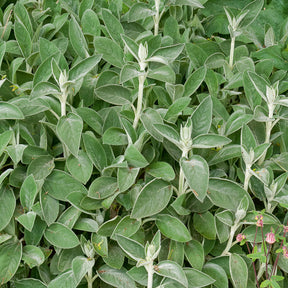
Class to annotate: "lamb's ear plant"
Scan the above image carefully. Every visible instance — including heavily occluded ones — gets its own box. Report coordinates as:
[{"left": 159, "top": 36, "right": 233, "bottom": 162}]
[{"left": 1, "top": 0, "right": 288, "bottom": 287}]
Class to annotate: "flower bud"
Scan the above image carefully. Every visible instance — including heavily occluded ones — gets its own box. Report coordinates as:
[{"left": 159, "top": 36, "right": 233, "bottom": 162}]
[
  {"left": 83, "top": 240, "right": 95, "bottom": 259},
  {"left": 146, "top": 244, "right": 156, "bottom": 260},
  {"left": 255, "top": 215, "right": 264, "bottom": 227},
  {"left": 236, "top": 233, "right": 246, "bottom": 242},
  {"left": 265, "top": 232, "right": 276, "bottom": 244},
  {"left": 138, "top": 43, "right": 148, "bottom": 71}
]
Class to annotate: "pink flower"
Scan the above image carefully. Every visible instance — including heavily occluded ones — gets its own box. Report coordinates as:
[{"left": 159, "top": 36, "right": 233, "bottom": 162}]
[
  {"left": 255, "top": 215, "right": 263, "bottom": 227},
  {"left": 236, "top": 234, "right": 246, "bottom": 242},
  {"left": 284, "top": 226, "right": 288, "bottom": 233},
  {"left": 283, "top": 246, "right": 288, "bottom": 259},
  {"left": 265, "top": 232, "right": 276, "bottom": 244},
  {"left": 256, "top": 219, "right": 263, "bottom": 227}
]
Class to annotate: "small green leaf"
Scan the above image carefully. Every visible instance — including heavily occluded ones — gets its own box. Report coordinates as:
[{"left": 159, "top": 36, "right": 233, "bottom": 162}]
[
  {"left": 16, "top": 211, "right": 36, "bottom": 232},
  {"left": 156, "top": 214, "right": 192, "bottom": 242},
  {"left": 69, "top": 16, "right": 88, "bottom": 58},
  {"left": 103, "top": 244, "right": 125, "bottom": 269},
  {"left": 0, "top": 240, "right": 21, "bottom": 284},
  {"left": 229, "top": 254, "right": 248, "bottom": 288},
  {"left": 97, "top": 265, "right": 137, "bottom": 288},
  {"left": 27, "top": 155, "right": 55, "bottom": 180},
  {"left": 56, "top": 113, "right": 83, "bottom": 157},
  {"left": 14, "top": 19, "right": 31, "bottom": 58},
  {"left": 112, "top": 215, "right": 141, "bottom": 239},
  {"left": 164, "top": 97, "right": 191, "bottom": 121},
  {"left": 94, "top": 37, "right": 124, "bottom": 68},
  {"left": 82, "top": 132, "right": 107, "bottom": 172},
  {"left": 44, "top": 170, "right": 88, "bottom": 201},
  {"left": 181, "top": 155, "right": 209, "bottom": 202},
  {"left": 96, "top": 85, "right": 132, "bottom": 105},
  {"left": 88, "top": 176, "right": 117, "bottom": 199},
  {"left": 155, "top": 260, "right": 188, "bottom": 288},
  {"left": 22, "top": 245, "right": 45, "bottom": 268},
  {"left": 184, "top": 67, "right": 206, "bottom": 97},
  {"left": 191, "top": 96, "right": 212, "bottom": 138},
  {"left": 203, "top": 263, "right": 228, "bottom": 288},
  {"left": 0, "top": 130, "right": 13, "bottom": 157},
  {"left": 81, "top": 9, "right": 101, "bottom": 36},
  {"left": 148, "top": 65, "right": 176, "bottom": 83},
  {"left": 40, "top": 189, "right": 59, "bottom": 226},
  {"left": 14, "top": 278, "right": 47, "bottom": 288},
  {"left": 92, "top": 234, "right": 108, "bottom": 257},
  {"left": 185, "top": 268, "right": 216, "bottom": 288},
  {"left": 128, "top": 3, "right": 154, "bottom": 22},
  {"left": 44, "top": 223, "right": 79, "bottom": 249},
  {"left": 0, "top": 102, "right": 24, "bottom": 119},
  {"left": 154, "top": 123, "right": 180, "bottom": 146},
  {"left": 72, "top": 256, "right": 94, "bottom": 283},
  {"left": 69, "top": 55, "right": 101, "bottom": 82},
  {"left": 20, "top": 175, "right": 37, "bottom": 211},
  {"left": 208, "top": 178, "right": 254, "bottom": 212},
  {"left": 131, "top": 179, "right": 173, "bottom": 219},
  {"left": 118, "top": 167, "right": 140, "bottom": 192},
  {"left": 116, "top": 235, "right": 145, "bottom": 261},
  {"left": 0, "top": 185, "right": 16, "bottom": 231},
  {"left": 146, "top": 162, "right": 175, "bottom": 181},
  {"left": 66, "top": 150, "right": 93, "bottom": 184},
  {"left": 124, "top": 145, "right": 149, "bottom": 168},
  {"left": 192, "top": 134, "right": 231, "bottom": 149},
  {"left": 184, "top": 240, "right": 204, "bottom": 270},
  {"left": 102, "top": 8, "right": 124, "bottom": 45},
  {"left": 103, "top": 128, "right": 128, "bottom": 145},
  {"left": 193, "top": 212, "right": 217, "bottom": 240},
  {"left": 47, "top": 270, "right": 77, "bottom": 288},
  {"left": 225, "top": 111, "right": 254, "bottom": 136}
]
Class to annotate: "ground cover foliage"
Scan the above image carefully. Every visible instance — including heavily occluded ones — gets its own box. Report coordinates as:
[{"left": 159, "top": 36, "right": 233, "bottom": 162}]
[{"left": 1, "top": 0, "right": 288, "bottom": 287}]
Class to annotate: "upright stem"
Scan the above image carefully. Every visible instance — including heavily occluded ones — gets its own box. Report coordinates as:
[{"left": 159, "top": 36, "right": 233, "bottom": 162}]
[
  {"left": 258, "top": 121, "right": 272, "bottom": 165},
  {"left": 221, "top": 224, "right": 238, "bottom": 256},
  {"left": 133, "top": 74, "right": 146, "bottom": 129},
  {"left": 154, "top": 0, "right": 160, "bottom": 36},
  {"left": 61, "top": 100, "right": 66, "bottom": 117},
  {"left": 246, "top": 242, "right": 260, "bottom": 288},
  {"left": 87, "top": 267, "right": 93, "bottom": 288},
  {"left": 178, "top": 150, "right": 188, "bottom": 196},
  {"left": 244, "top": 166, "right": 251, "bottom": 192},
  {"left": 147, "top": 262, "right": 154, "bottom": 288},
  {"left": 229, "top": 36, "right": 236, "bottom": 68}
]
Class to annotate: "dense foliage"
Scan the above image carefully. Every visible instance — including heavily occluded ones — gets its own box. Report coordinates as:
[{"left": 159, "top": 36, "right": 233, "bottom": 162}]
[{"left": 1, "top": 0, "right": 288, "bottom": 287}]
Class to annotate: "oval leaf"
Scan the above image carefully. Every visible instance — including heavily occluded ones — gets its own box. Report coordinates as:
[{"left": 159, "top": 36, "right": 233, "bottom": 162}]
[
  {"left": 44, "top": 223, "right": 79, "bottom": 249},
  {"left": 181, "top": 155, "right": 209, "bottom": 202},
  {"left": 156, "top": 214, "right": 191, "bottom": 242},
  {"left": 131, "top": 179, "right": 173, "bottom": 219}
]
